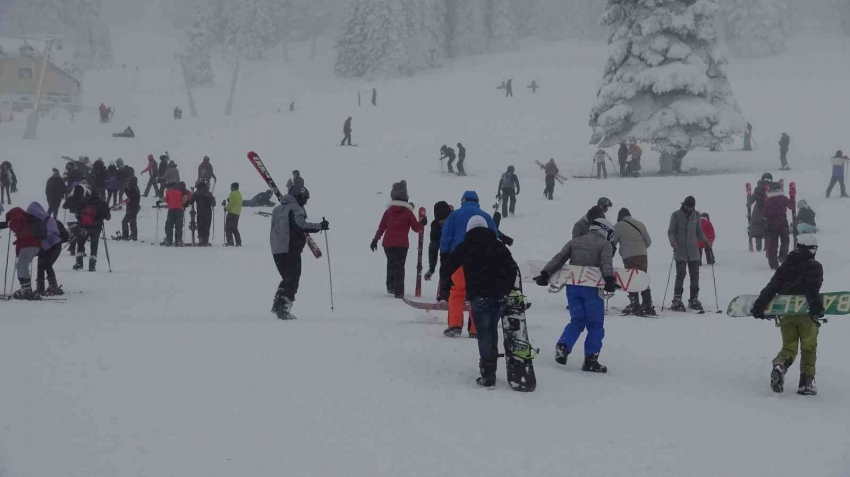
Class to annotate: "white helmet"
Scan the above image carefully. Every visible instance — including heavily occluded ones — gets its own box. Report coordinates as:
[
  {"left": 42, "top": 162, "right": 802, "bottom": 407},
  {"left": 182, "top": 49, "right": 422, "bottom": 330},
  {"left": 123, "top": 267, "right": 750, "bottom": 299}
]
[
  {"left": 590, "top": 218, "right": 615, "bottom": 242},
  {"left": 797, "top": 233, "right": 818, "bottom": 250}
]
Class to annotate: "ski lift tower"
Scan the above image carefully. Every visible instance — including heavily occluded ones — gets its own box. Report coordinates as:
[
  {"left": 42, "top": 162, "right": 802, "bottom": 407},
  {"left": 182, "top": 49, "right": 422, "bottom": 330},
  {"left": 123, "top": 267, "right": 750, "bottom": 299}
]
[{"left": 22, "top": 35, "right": 61, "bottom": 140}]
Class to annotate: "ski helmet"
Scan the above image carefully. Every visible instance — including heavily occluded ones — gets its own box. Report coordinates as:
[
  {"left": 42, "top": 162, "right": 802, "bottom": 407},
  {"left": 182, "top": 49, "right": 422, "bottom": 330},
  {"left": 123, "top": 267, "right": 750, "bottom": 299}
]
[
  {"left": 231, "top": 182, "right": 239, "bottom": 190},
  {"left": 797, "top": 233, "right": 818, "bottom": 251},
  {"left": 761, "top": 172, "right": 773, "bottom": 181},
  {"left": 590, "top": 218, "right": 615, "bottom": 242},
  {"left": 291, "top": 186, "right": 310, "bottom": 204}
]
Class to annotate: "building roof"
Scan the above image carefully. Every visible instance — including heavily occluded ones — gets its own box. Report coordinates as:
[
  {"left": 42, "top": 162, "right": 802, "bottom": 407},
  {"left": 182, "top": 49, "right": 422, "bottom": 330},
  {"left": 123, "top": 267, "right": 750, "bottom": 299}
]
[{"left": 0, "top": 54, "right": 80, "bottom": 87}]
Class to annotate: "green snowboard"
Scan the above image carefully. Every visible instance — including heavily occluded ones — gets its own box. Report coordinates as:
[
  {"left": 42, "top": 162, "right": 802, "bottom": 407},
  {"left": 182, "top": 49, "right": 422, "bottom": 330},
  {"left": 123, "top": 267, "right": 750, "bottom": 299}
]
[{"left": 726, "top": 292, "right": 850, "bottom": 317}]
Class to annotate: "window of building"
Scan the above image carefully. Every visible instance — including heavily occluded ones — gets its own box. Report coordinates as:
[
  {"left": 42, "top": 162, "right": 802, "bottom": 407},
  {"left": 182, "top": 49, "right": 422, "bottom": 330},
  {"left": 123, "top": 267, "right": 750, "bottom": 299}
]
[{"left": 19, "top": 68, "right": 33, "bottom": 79}]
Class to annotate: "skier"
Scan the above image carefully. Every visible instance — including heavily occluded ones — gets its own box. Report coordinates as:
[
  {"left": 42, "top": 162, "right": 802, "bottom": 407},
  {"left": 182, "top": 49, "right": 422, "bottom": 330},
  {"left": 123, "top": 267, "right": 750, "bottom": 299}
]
[
  {"left": 593, "top": 149, "right": 611, "bottom": 179},
  {"left": 0, "top": 161, "right": 17, "bottom": 205},
  {"left": 63, "top": 162, "right": 84, "bottom": 192},
  {"left": 241, "top": 190, "right": 276, "bottom": 207},
  {"left": 106, "top": 163, "right": 121, "bottom": 207},
  {"left": 825, "top": 150, "right": 849, "bottom": 198},
  {"left": 626, "top": 143, "right": 642, "bottom": 177},
  {"left": 28, "top": 202, "right": 64, "bottom": 296},
  {"left": 743, "top": 122, "right": 753, "bottom": 151},
  {"left": 617, "top": 142, "right": 629, "bottom": 176},
  {"left": 751, "top": 234, "right": 823, "bottom": 396},
  {"left": 572, "top": 198, "right": 611, "bottom": 238},
  {"left": 763, "top": 182, "right": 792, "bottom": 270},
  {"left": 197, "top": 156, "right": 217, "bottom": 189},
  {"left": 505, "top": 79, "right": 513, "bottom": 97},
  {"left": 285, "top": 170, "right": 305, "bottom": 190},
  {"left": 161, "top": 182, "right": 191, "bottom": 247},
  {"left": 341, "top": 117, "right": 353, "bottom": 146},
  {"left": 70, "top": 188, "right": 111, "bottom": 271},
  {"left": 497, "top": 166, "right": 520, "bottom": 217},
  {"left": 115, "top": 159, "right": 133, "bottom": 204},
  {"left": 45, "top": 168, "right": 66, "bottom": 219},
  {"left": 161, "top": 161, "right": 181, "bottom": 188},
  {"left": 156, "top": 155, "right": 170, "bottom": 196},
  {"left": 120, "top": 177, "right": 141, "bottom": 241},
  {"left": 141, "top": 154, "right": 160, "bottom": 198},
  {"left": 748, "top": 172, "right": 772, "bottom": 251},
  {"left": 270, "top": 186, "right": 329, "bottom": 320},
  {"left": 534, "top": 218, "right": 618, "bottom": 372},
  {"left": 667, "top": 196, "right": 708, "bottom": 311},
  {"left": 91, "top": 159, "right": 107, "bottom": 200},
  {"left": 370, "top": 181, "right": 427, "bottom": 298},
  {"left": 98, "top": 102, "right": 109, "bottom": 123},
  {"left": 439, "top": 145, "right": 456, "bottom": 173},
  {"left": 779, "top": 133, "right": 791, "bottom": 170},
  {"left": 0, "top": 206, "right": 46, "bottom": 299},
  {"left": 794, "top": 200, "right": 817, "bottom": 235},
  {"left": 456, "top": 143, "right": 466, "bottom": 176},
  {"left": 612, "top": 208, "right": 655, "bottom": 316},
  {"left": 224, "top": 182, "right": 242, "bottom": 247},
  {"left": 439, "top": 215, "right": 518, "bottom": 387},
  {"left": 541, "top": 158, "right": 559, "bottom": 200},
  {"left": 191, "top": 181, "right": 216, "bottom": 246},
  {"left": 698, "top": 212, "right": 716, "bottom": 266},
  {"left": 424, "top": 200, "right": 452, "bottom": 283},
  {"left": 439, "top": 191, "right": 499, "bottom": 337}
]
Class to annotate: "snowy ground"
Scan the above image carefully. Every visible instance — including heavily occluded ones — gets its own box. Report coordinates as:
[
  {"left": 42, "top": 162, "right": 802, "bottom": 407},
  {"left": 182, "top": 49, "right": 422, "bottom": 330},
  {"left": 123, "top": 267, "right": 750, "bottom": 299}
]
[{"left": 1, "top": 33, "right": 849, "bottom": 477}]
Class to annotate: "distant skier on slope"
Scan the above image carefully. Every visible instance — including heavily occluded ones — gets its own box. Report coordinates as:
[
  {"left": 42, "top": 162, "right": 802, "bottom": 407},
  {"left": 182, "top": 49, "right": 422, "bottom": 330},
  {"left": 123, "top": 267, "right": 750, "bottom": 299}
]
[
  {"left": 593, "top": 149, "right": 611, "bottom": 179},
  {"left": 341, "top": 117, "right": 353, "bottom": 146},
  {"left": 456, "top": 143, "right": 467, "bottom": 176},
  {"left": 698, "top": 212, "right": 716, "bottom": 266},
  {"left": 197, "top": 156, "right": 217, "bottom": 189},
  {"left": 241, "top": 190, "right": 276, "bottom": 207},
  {"left": 285, "top": 170, "right": 305, "bottom": 190},
  {"left": 224, "top": 183, "right": 242, "bottom": 247},
  {"left": 439, "top": 145, "right": 456, "bottom": 174},
  {"left": 191, "top": 181, "right": 216, "bottom": 246},
  {"left": 120, "top": 177, "right": 141, "bottom": 241},
  {"left": 370, "top": 181, "right": 426, "bottom": 298},
  {"left": 45, "top": 168, "right": 66, "bottom": 219},
  {"left": 0, "top": 161, "right": 18, "bottom": 205},
  {"left": 497, "top": 166, "right": 520, "bottom": 217},
  {"left": 825, "top": 150, "right": 849, "bottom": 198},
  {"left": 794, "top": 200, "right": 817, "bottom": 234},
  {"left": 779, "top": 133, "right": 791, "bottom": 170},
  {"left": 541, "top": 158, "right": 559, "bottom": 200},
  {"left": 617, "top": 142, "right": 629, "bottom": 176},
  {"left": 748, "top": 173, "right": 772, "bottom": 252},
  {"left": 667, "top": 196, "right": 708, "bottom": 312},
  {"left": 141, "top": 154, "right": 160, "bottom": 198}
]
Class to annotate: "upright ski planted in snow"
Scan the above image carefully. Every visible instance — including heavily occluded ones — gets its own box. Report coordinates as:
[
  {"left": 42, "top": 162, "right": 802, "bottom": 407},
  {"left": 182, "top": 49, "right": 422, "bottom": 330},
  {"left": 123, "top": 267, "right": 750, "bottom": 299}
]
[
  {"left": 745, "top": 182, "right": 753, "bottom": 251},
  {"left": 789, "top": 182, "right": 797, "bottom": 247},
  {"left": 415, "top": 207, "right": 426, "bottom": 298}
]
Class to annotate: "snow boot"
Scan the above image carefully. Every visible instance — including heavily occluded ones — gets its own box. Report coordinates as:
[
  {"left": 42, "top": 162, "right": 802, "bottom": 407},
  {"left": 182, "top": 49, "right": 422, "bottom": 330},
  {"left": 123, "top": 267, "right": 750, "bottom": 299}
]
[
  {"left": 89, "top": 256, "right": 97, "bottom": 272},
  {"left": 622, "top": 293, "right": 641, "bottom": 315},
  {"left": 271, "top": 288, "right": 285, "bottom": 316},
  {"left": 35, "top": 282, "right": 46, "bottom": 296},
  {"left": 45, "top": 283, "right": 64, "bottom": 296},
  {"left": 160, "top": 240, "right": 172, "bottom": 247},
  {"left": 670, "top": 295, "right": 686, "bottom": 312},
  {"left": 555, "top": 342, "right": 569, "bottom": 365},
  {"left": 581, "top": 353, "right": 608, "bottom": 373},
  {"left": 443, "top": 327, "right": 462, "bottom": 338},
  {"left": 688, "top": 298, "right": 704, "bottom": 312},
  {"left": 641, "top": 293, "right": 657, "bottom": 316},
  {"left": 476, "top": 358, "right": 497, "bottom": 388},
  {"left": 771, "top": 361, "right": 790, "bottom": 393},
  {"left": 797, "top": 374, "right": 817, "bottom": 396},
  {"left": 276, "top": 296, "right": 297, "bottom": 320},
  {"left": 73, "top": 254, "right": 84, "bottom": 271},
  {"left": 12, "top": 280, "right": 41, "bottom": 301}
]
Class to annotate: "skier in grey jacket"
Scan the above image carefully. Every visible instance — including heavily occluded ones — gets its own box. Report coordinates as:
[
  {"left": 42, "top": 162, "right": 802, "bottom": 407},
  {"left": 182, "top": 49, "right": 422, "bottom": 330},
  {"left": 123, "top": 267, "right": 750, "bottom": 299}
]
[
  {"left": 612, "top": 208, "right": 654, "bottom": 316},
  {"left": 667, "top": 196, "right": 708, "bottom": 312},
  {"left": 269, "top": 186, "right": 329, "bottom": 320}
]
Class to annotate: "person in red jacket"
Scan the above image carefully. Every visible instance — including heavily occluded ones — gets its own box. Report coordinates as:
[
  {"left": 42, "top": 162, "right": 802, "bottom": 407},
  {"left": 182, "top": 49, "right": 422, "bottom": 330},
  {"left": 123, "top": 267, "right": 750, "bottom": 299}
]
[
  {"left": 370, "top": 181, "right": 426, "bottom": 298},
  {"left": 160, "top": 182, "right": 192, "bottom": 246},
  {"left": 0, "top": 207, "right": 44, "bottom": 299},
  {"left": 698, "top": 212, "right": 716, "bottom": 266}
]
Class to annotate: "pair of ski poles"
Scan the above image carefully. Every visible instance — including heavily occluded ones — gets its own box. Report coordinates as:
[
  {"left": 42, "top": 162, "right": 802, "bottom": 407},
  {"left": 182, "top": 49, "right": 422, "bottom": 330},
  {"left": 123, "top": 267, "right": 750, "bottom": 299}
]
[{"left": 660, "top": 254, "right": 721, "bottom": 314}]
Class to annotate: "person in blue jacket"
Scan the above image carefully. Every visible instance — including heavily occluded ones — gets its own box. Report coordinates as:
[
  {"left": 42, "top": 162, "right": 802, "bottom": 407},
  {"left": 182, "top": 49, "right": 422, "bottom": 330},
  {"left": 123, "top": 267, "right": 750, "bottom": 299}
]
[{"left": 438, "top": 190, "right": 498, "bottom": 337}]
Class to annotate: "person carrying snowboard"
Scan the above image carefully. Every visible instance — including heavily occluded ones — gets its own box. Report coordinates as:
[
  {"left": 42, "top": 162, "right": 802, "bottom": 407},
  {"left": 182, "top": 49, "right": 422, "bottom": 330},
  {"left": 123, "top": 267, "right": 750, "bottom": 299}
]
[
  {"left": 45, "top": 168, "right": 66, "bottom": 219},
  {"left": 197, "top": 156, "right": 217, "bottom": 189},
  {"left": 825, "top": 150, "right": 849, "bottom": 198},
  {"left": 540, "top": 158, "right": 559, "bottom": 200},
  {"left": 0, "top": 161, "right": 17, "bottom": 205},
  {"left": 748, "top": 172, "right": 772, "bottom": 251},
  {"left": 439, "top": 216, "right": 518, "bottom": 387},
  {"left": 370, "top": 181, "right": 427, "bottom": 298},
  {"left": 341, "top": 117, "right": 353, "bottom": 146},
  {"left": 698, "top": 212, "right": 716, "bottom": 266},
  {"left": 161, "top": 182, "right": 191, "bottom": 247},
  {"left": 224, "top": 182, "right": 242, "bottom": 247},
  {"left": 593, "top": 149, "right": 610, "bottom": 179},
  {"left": 534, "top": 218, "right": 618, "bottom": 372},
  {"left": 456, "top": 143, "right": 467, "bottom": 176},
  {"left": 751, "top": 234, "right": 823, "bottom": 395},
  {"left": 141, "top": 154, "right": 160, "bottom": 198},
  {"left": 763, "top": 181, "right": 792, "bottom": 270},
  {"left": 191, "top": 181, "right": 216, "bottom": 246},
  {"left": 439, "top": 191, "right": 499, "bottom": 337},
  {"left": 0, "top": 205, "right": 47, "bottom": 300},
  {"left": 70, "top": 188, "right": 111, "bottom": 271},
  {"left": 424, "top": 201, "right": 452, "bottom": 284},
  {"left": 667, "top": 196, "right": 708, "bottom": 312},
  {"left": 779, "top": 133, "right": 791, "bottom": 170},
  {"left": 612, "top": 208, "right": 655, "bottom": 316},
  {"left": 497, "top": 166, "right": 520, "bottom": 217},
  {"left": 270, "top": 186, "right": 329, "bottom": 320},
  {"left": 439, "top": 145, "right": 456, "bottom": 173},
  {"left": 794, "top": 200, "right": 817, "bottom": 234}
]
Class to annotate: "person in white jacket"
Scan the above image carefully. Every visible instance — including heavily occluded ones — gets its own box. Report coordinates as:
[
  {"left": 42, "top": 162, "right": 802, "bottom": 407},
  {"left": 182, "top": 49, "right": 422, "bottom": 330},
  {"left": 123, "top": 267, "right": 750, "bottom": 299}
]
[{"left": 611, "top": 208, "right": 654, "bottom": 316}]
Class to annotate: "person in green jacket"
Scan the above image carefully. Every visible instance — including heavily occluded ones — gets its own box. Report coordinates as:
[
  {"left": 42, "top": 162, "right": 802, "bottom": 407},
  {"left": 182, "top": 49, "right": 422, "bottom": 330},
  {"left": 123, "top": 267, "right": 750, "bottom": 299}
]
[{"left": 224, "top": 182, "right": 242, "bottom": 246}]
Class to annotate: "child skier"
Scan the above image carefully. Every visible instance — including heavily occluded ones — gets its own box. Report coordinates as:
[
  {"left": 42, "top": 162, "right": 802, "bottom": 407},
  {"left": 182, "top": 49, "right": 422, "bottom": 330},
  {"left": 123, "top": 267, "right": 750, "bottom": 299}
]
[
  {"left": 534, "top": 218, "right": 618, "bottom": 372},
  {"left": 370, "top": 181, "right": 426, "bottom": 298},
  {"left": 751, "top": 234, "right": 823, "bottom": 395},
  {"left": 794, "top": 200, "right": 817, "bottom": 234},
  {"left": 0, "top": 205, "right": 46, "bottom": 299},
  {"left": 698, "top": 212, "right": 716, "bottom": 266},
  {"left": 224, "top": 183, "right": 242, "bottom": 246},
  {"left": 439, "top": 216, "right": 518, "bottom": 387}
]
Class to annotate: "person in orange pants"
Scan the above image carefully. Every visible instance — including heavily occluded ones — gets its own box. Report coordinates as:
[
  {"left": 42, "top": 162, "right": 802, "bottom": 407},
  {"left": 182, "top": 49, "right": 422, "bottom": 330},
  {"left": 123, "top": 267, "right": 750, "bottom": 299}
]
[{"left": 448, "top": 267, "right": 476, "bottom": 337}]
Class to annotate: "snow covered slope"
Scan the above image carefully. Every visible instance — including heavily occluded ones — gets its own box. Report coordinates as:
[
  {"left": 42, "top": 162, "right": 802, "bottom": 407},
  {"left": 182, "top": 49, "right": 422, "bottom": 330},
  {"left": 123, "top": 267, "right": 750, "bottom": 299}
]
[{"left": 0, "top": 36, "right": 849, "bottom": 477}]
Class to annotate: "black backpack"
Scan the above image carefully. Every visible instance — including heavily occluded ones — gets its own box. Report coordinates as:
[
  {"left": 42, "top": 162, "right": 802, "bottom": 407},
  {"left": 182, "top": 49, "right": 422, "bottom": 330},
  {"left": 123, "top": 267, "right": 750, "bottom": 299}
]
[{"left": 27, "top": 214, "right": 48, "bottom": 240}]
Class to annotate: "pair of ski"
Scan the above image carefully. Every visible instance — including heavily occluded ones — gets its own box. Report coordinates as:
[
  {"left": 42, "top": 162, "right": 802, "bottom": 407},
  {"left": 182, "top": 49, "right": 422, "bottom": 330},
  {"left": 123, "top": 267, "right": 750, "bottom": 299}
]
[{"left": 534, "top": 160, "right": 566, "bottom": 184}]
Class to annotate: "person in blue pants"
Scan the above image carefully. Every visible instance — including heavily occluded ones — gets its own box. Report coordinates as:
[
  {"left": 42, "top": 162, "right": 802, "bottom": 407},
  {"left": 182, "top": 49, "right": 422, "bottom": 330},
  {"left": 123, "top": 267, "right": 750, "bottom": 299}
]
[{"left": 534, "top": 218, "right": 618, "bottom": 373}]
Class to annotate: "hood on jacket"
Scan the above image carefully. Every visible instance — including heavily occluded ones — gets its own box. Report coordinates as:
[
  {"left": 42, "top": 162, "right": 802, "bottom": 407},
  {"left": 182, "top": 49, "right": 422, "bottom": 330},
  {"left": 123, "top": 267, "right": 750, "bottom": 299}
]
[
  {"left": 26, "top": 202, "right": 48, "bottom": 220},
  {"left": 461, "top": 190, "right": 479, "bottom": 203},
  {"left": 617, "top": 207, "right": 631, "bottom": 222},
  {"left": 6, "top": 206, "right": 27, "bottom": 222},
  {"left": 466, "top": 215, "right": 488, "bottom": 232},
  {"left": 434, "top": 201, "right": 452, "bottom": 221},
  {"left": 388, "top": 200, "right": 413, "bottom": 211}
]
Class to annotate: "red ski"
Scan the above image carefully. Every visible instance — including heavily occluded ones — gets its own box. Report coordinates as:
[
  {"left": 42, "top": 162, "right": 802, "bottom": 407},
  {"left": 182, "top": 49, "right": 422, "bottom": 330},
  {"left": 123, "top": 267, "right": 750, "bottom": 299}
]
[
  {"left": 745, "top": 183, "right": 753, "bottom": 251},
  {"left": 789, "top": 182, "right": 797, "bottom": 247},
  {"left": 415, "top": 207, "right": 426, "bottom": 297}
]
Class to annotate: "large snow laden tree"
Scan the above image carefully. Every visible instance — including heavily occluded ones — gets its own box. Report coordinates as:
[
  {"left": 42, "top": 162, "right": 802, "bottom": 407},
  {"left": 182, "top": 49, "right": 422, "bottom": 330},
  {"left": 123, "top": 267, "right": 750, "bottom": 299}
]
[
  {"left": 589, "top": 0, "right": 747, "bottom": 165},
  {"left": 723, "top": 0, "right": 791, "bottom": 58}
]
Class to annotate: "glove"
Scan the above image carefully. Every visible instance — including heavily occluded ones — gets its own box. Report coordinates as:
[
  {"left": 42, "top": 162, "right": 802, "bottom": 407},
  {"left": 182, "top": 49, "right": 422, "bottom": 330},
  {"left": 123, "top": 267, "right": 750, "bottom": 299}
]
[
  {"left": 424, "top": 269, "right": 434, "bottom": 281},
  {"left": 501, "top": 235, "right": 514, "bottom": 246},
  {"left": 516, "top": 190, "right": 520, "bottom": 196},
  {"left": 436, "top": 287, "right": 449, "bottom": 302},
  {"left": 370, "top": 238, "right": 378, "bottom": 252},
  {"left": 420, "top": 217, "right": 428, "bottom": 226},
  {"left": 603, "top": 277, "right": 619, "bottom": 293},
  {"left": 221, "top": 200, "right": 227, "bottom": 207},
  {"left": 751, "top": 305, "right": 768, "bottom": 320},
  {"left": 533, "top": 272, "right": 550, "bottom": 287},
  {"left": 671, "top": 241, "right": 679, "bottom": 249},
  {"left": 496, "top": 193, "right": 502, "bottom": 200},
  {"left": 320, "top": 219, "right": 330, "bottom": 231},
  {"left": 809, "top": 301, "right": 825, "bottom": 319}
]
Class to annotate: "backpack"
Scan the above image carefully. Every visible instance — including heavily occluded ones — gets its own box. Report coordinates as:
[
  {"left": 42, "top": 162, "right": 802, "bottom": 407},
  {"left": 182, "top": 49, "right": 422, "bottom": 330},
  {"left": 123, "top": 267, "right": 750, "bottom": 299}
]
[
  {"left": 57, "top": 221, "right": 70, "bottom": 243},
  {"left": 500, "top": 172, "right": 513, "bottom": 189},
  {"left": 28, "top": 214, "right": 48, "bottom": 240},
  {"left": 80, "top": 203, "right": 99, "bottom": 228}
]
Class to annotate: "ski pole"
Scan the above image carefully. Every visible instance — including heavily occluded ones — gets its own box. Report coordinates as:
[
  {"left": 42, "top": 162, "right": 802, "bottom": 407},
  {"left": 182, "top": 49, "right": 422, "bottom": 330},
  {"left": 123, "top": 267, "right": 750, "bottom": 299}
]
[
  {"left": 101, "top": 225, "right": 112, "bottom": 272},
  {"left": 710, "top": 263, "right": 722, "bottom": 314},
  {"left": 9, "top": 256, "right": 17, "bottom": 297},
  {"left": 211, "top": 207, "right": 215, "bottom": 241},
  {"left": 323, "top": 219, "right": 334, "bottom": 313},
  {"left": 660, "top": 255, "right": 675, "bottom": 312},
  {"left": 155, "top": 205, "right": 160, "bottom": 245},
  {"left": 2, "top": 230, "right": 10, "bottom": 298}
]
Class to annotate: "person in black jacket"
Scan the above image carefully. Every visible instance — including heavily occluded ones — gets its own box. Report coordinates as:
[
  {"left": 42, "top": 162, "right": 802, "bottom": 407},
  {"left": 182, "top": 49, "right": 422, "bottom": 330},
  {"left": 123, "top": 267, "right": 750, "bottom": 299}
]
[
  {"left": 45, "top": 168, "right": 66, "bottom": 219},
  {"left": 424, "top": 201, "right": 452, "bottom": 289},
  {"left": 439, "top": 215, "right": 518, "bottom": 388},
  {"left": 191, "top": 181, "right": 216, "bottom": 246},
  {"left": 91, "top": 159, "right": 108, "bottom": 201},
  {"left": 157, "top": 155, "right": 170, "bottom": 197},
  {"left": 439, "top": 145, "right": 456, "bottom": 173},
  {"left": 120, "top": 177, "right": 141, "bottom": 240},
  {"left": 497, "top": 166, "right": 520, "bottom": 217},
  {"left": 456, "top": 143, "right": 466, "bottom": 176},
  {"left": 341, "top": 117, "right": 353, "bottom": 146},
  {"left": 751, "top": 234, "right": 824, "bottom": 396},
  {"left": 617, "top": 142, "right": 628, "bottom": 176},
  {"left": 70, "top": 189, "right": 111, "bottom": 271}
]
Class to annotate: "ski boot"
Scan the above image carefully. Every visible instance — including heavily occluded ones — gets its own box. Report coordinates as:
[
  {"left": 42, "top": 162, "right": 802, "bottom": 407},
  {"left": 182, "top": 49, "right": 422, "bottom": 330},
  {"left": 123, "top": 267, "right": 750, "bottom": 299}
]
[
  {"left": 770, "top": 361, "right": 789, "bottom": 393},
  {"left": 688, "top": 298, "right": 704, "bottom": 313},
  {"left": 641, "top": 301, "right": 657, "bottom": 317},
  {"left": 45, "top": 282, "right": 64, "bottom": 296},
  {"left": 621, "top": 293, "right": 641, "bottom": 316},
  {"left": 73, "top": 254, "right": 85, "bottom": 271},
  {"left": 476, "top": 358, "right": 497, "bottom": 388},
  {"left": 271, "top": 288, "right": 284, "bottom": 316},
  {"left": 797, "top": 374, "right": 817, "bottom": 396},
  {"left": 35, "top": 282, "right": 46, "bottom": 297},
  {"left": 670, "top": 295, "right": 687, "bottom": 312},
  {"left": 12, "top": 280, "right": 41, "bottom": 301},
  {"left": 276, "top": 296, "right": 297, "bottom": 320},
  {"left": 160, "top": 240, "right": 172, "bottom": 247},
  {"left": 443, "top": 327, "right": 462, "bottom": 338},
  {"left": 581, "top": 353, "right": 607, "bottom": 373},
  {"left": 555, "top": 342, "right": 569, "bottom": 365},
  {"left": 89, "top": 256, "right": 97, "bottom": 272}
]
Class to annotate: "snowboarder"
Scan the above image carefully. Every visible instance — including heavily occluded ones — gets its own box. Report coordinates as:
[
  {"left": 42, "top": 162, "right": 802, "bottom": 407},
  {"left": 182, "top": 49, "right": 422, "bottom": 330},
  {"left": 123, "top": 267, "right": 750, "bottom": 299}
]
[
  {"left": 141, "top": 154, "right": 160, "bottom": 198},
  {"left": 534, "top": 218, "right": 618, "bottom": 372},
  {"left": 439, "top": 145, "right": 456, "bottom": 173},
  {"left": 748, "top": 173, "right": 772, "bottom": 252},
  {"left": 191, "top": 181, "right": 216, "bottom": 246},
  {"left": 370, "top": 181, "right": 427, "bottom": 298},
  {"left": 572, "top": 198, "right": 611, "bottom": 238},
  {"left": 612, "top": 208, "right": 655, "bottom": 316},
  {"left": 161, "top": 161, "right": 181, "bottom": 188},
  {"left": 285, "top": 170, "right": 305, "bottom": 190},
  {"left": 341, "top": 117, "right": 353, "bottom": 146},
  {"left": 241, "top": 190, "right": 276, "bottom": 207},
  {"left": 161, "top": 182, "right": 191, "bottom": 247},
  {"left": 439, "top": 191, "right": 499, "bottom": 337},
  {"left": 270, "top": 186, "right": 329, "bottom": 320},
  {"left": 456, "top": 143, "right": 466, "bottom": 176},
  {"left": 424, "top": 201, "right": 452, "bottom": 283},
  {"left": 743, "top": 122, "right": 753, "bottom": 151},
  {"left": 779, "top": 133, "right": 791, "bottom": 170},
  {"left": 667, "top": 196, "right": 708, "bottom": 312},
  {"left": 626, "top": 143, "right": 642, "bottom": 177},
  {"left": 439, "top": 215, "right": 518, "bottom": 387},
  {"left": 497, "top": 166, "right": 520, "bottom": 217},
  {"left": 371, "top": 87, "right": 377, "bottom": 106},
  {"left": 121, "top": 177, "right": 141, "bottom": 241},
  {"left": 505, "top": 79, "right": 513, "bottom": 97},
  {"left": 224, "top": 182, "right": 242, "bottom": 247},
  {"left": 27, "top": 202, "right": 65, "bottom": 296},
  {"left": 751, "top": 234, "right": 823, "bottom": 396},
  {"left": 197, "top": 156, "right": 217, "bottom": 189},
  {"left": 763, "top": 182, "right": 792, "bottom": 270},
  {"left": 541, "top": 158, "right": 559, "bottom": 200},
  {"left": 794, "top": 200, "right": 817, "bottom": 235},
  {"left": 70, "top": 188, "right": 111, "bottom": 271},
  {"left": 617, "top": 143, "right": 629, "bottom": 176},
  {"left": 698, "top": 212, "right": 716, "bottom": 266},
  {"left": 593, "top": 149, "right": 611, "bottom": 179},
  {"left": 0, "top": 161, "right": 17, "bottom": 205},
  {"left": 0, "top": 206, "right": 45, "bottom": 299},
  {"left": 45, "top": 168, "right": 66, "bottom": 219},
  {"left": 825, "top": 150, "right": 849, "bottom": 198}
]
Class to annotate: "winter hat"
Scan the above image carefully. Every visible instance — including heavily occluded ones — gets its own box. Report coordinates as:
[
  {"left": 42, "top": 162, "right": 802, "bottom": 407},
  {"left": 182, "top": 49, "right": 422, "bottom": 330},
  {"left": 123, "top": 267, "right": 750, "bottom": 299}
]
[
  {"left": 835, "top": 150, "right": 844, "bottom": 158},
  {"left": 466, "top": 215, "right": 488, "bottom": 232},
  {"left": 461, "top": 190, "right": 479, "bottom": 203},
  {"left": 203, "top": 156, "right": 210, "bottom": 162},
  {"left": 195, "top": 180, "right": 207, "bottom": 190},
  {"left": 682, "top": 196, "right": 696, "bottom": 208},
  {"left": 700, "top": 212, "right": 710, "bottom": 219},
  {"left": 597, "top": 197, "right": 613, "bottom": 209},
  {"left": 590, "top": 218, "right": 615, "bottom": 242},
  {"left": 390, "top": 180, "right": 409, "bottom": 202},
  {"left": 761, "top": 172, "right": 773, "bottom": 181},
  {"left": 116, "top": 158, "right": 124, "bottom": 167},
  {"left": 231, "top": 182, "right": 239, "bottom": 190},
  {"left": 160, "top": 155, "right": 169, "bottom": 161},
  {"left": 617, "top": 207, "right": 631, "bottom": 222},
  {"left": 507, "top": 165, "right": 515, "bottom": 172},
  {"left": 434, "top": 201, "right": 452, "bottom": 221},
  {"left": 586, "top": 205, "right": 604, "bottom": 222},
  {"left": 52, "top": 168, "right": 59, "bottom": 175},
  {"left": 798, "top": 199, "right": 809, "bottom": 210},
  {"left": 797, "top": 233, "right": 818, "bottom": 251}
]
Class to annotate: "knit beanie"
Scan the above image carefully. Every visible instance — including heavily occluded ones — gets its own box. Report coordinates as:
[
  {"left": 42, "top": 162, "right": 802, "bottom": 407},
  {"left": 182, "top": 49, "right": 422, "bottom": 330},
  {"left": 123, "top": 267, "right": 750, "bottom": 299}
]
[{"left": 391, "top": 180, "right": 408, "bottom": 202}]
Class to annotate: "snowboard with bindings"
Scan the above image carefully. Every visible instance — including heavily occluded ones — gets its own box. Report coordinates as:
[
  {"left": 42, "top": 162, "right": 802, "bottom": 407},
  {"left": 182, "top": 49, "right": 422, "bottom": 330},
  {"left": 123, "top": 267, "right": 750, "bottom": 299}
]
[
  {"left": 519, "top": 261, "right": 650, "bottom": 293},
  {"left": 415, "top": 207, "right": 426, "bottom": 297},
  {"left": 247, "top": 151, "right": 322, "bottom": 258},
  {"left": 727, "top": 292, "right": 850, "bottom": 318},
  {"left": 501, "top": 278, "right": 537, "bottom": 392}
]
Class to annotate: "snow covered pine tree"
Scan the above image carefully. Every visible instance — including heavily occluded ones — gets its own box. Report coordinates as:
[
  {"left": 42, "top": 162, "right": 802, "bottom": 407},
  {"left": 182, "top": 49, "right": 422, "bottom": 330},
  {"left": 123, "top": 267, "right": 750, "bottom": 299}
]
[{"left": 588, "top": 0, "right": 747, "bottom": 169}]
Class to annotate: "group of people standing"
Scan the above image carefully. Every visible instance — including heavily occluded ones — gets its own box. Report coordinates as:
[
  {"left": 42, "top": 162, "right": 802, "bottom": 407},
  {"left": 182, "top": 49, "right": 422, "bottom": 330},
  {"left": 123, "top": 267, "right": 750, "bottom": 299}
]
[{"left": 439, "top": 143, "right": 467, "bottom": 176}]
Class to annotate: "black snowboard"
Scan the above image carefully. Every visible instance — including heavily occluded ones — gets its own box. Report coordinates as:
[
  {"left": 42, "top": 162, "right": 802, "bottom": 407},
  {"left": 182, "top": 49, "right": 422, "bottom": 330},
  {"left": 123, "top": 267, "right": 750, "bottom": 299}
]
[{"left": 501, "top": 278, "right": 537, "bottom": 392}]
